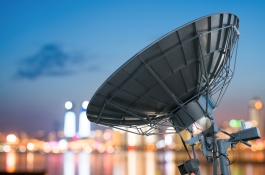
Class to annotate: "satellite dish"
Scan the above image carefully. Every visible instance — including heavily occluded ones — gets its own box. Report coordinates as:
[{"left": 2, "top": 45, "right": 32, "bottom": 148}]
[
  {"left": 86, "top": 13, "right": 262, "bottom": 175},
  {"left": 87, "top": 12, "right": 239, "bottom": 134}
]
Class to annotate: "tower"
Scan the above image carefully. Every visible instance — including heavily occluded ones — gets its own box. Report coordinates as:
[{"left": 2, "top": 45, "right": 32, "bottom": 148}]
[
  {"left": 64, "top": 101, "right": 76, "bottom": 137},
  {"left": 78, "top": 101, "right": 91, "bottom": 138},
  {"left": 249, "top": 99, "right": 263, "bottom": 138}
]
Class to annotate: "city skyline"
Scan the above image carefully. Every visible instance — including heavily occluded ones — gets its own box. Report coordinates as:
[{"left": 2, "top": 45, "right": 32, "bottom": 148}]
[{"left": 0, "top": 1, "right": 265, "bottom": 133}]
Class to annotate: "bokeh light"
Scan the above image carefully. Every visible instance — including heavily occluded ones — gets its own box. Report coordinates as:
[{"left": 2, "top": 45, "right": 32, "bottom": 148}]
[
  {"left": 107, "top": 146, "right": 114, "bottom": 153},
  {"left": 251, "top": 120, "right": 258, "bottom": 127},
  {"left": 103, "top": 132, "right": 111, "bottom": 140},
  {"left": 85, "top": 146, "right": 92, "bottom": 153},
  {"left": 164, "top": 135, "right": 172, "bottom": 146},
  {"left": 27, "top": 143, "right": 34, "bottom": 151},
  {"left": 65, "top": 101, "right": 73, "bottom": 110},
  {"left": 3, "top": 144, "right": 11, "bottom": 152},
  {"left": 254, "top": 101, "right": 262, "bottom": 110},
  {"left": 19, "top": 145, "right": 26, "bottom": 153},
  {"left": 257, "top": 142, "right": 264, "bottom": 151},
  {"left": 251, "top": 145, "right": 257, "bottom": 152},
  {"left": 59, "top": 139, "right": 68, "bottom": 151},
  {"left": 98, "top": 145, "right": 105, "bottom": 153},
  {"left": 82, "top": 101, "right": 89, "bottom": 109},
  {"left": 6, "top": 134, "right": 17, "bottom": 143},
  {"left": 229, "top": 119, "right": 237, "bottom": 127},
  {"left": 43, "top": 142, "right": 51, "bottom": 153},
  {"left": 156, "top": 140, "right": 166, "bottom": 149},
  {"left": 245, "top": 121, "right": 252, "bottom": 128},
  {"left": 0, "top": 144, "right": 4, "bottom": 152}
]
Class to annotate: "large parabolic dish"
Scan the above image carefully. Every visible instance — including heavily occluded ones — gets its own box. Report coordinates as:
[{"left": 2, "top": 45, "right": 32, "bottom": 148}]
[{"left": 86, "top": 13, "right": 240, "bottom": 135}]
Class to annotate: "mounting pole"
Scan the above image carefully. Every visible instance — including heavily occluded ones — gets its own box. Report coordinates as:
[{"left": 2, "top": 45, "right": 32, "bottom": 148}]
[
  {"left": 187, "top": 126, "right": 201, "bottom": 175},
  {"left": 217, "top": 140, "right": 232, "bottom": 175},
  {"left": 210, "top": 119, "right": 218, "bottom": 175}
]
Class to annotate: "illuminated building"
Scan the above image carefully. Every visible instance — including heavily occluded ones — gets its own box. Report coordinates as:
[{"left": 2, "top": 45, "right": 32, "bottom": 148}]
[
  {"left": 126, "top": 128, "right": 142, "bottom": 149},
  {"left": 6, "top": 134, "right": 17, "bottom": 143},
  {"left": 78, "top": 101, "right": 91, "bottom": 138},
  {"left": 64, "top": 101, "right": 76, "bottom": 137},
  {"left": 249, "top": 99, "right": 264, "bottom": 138},
  {"left": 144, "top": 134, "right": 157, "bottom": 150}
]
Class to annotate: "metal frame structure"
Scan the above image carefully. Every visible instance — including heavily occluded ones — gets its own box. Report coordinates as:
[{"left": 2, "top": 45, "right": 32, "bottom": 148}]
[{"left": 91, "top": 24, "right": 239, "bottom": 136}]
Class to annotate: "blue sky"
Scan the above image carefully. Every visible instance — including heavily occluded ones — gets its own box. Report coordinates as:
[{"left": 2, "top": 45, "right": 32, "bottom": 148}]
[{"left": 0, "top": 0, "right": 264, "bottom": 133}]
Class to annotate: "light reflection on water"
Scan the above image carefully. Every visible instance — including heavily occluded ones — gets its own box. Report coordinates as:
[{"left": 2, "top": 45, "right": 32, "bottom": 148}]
[
  {"left": 6, "top": 152, "right": 16, "bottom": 172},
  {"left": 0, "top": 151, "right": 264, "bottom": 175},
  {"left": 145, "top": 151, "right": 155, "bottom": 175},
  {"left": 27, "top": 152, "right": 34, "bottom": 172},
  {"left": 78, "top": 152, "right": 89, "bottom": 175},
  {"left": 64, "top": 152, "right": 74, "bottom": 175}
]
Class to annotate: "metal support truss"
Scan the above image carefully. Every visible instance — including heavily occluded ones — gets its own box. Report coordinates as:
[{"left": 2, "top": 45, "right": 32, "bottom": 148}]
[
  {"left": 106, "top": 100, "right": 150, "bottom": 123},
  {"left": 144, "top": 64, "right": 196, "bottom": 124}
]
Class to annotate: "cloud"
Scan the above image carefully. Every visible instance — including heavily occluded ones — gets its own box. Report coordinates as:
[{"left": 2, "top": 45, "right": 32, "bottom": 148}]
[{"left": 15, "top": 44, "right": 100, "bottom": 79}]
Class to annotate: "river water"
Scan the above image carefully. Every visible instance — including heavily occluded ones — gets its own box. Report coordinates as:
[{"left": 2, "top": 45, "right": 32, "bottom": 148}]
[{"left": 0, "top": 151, "right": 264, "bottom": 175}]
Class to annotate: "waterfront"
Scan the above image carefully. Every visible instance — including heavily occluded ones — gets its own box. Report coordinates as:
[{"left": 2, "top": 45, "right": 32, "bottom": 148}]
[{"left": 0, "top": 151, "right": 264, "bottom": 175}]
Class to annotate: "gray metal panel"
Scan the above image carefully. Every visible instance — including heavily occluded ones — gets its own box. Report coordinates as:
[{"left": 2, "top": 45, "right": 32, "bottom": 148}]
[{"left": 87, "top": 13, "right": 239, "bottom": 132}]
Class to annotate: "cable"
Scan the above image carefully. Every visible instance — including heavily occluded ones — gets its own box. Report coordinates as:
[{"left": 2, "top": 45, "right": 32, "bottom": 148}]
[
  {"left": 217, "top": 151, "right": 231, "bottom": 165},
  {"left": 177, "top": 132, "right": 192, "bottom": 160},
  {"left": 229, "top": 146, "right": 237, "bottom": 165}
]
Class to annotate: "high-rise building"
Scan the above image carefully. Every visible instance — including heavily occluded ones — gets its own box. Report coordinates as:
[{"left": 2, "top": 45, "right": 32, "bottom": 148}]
[
  {"left": 64, "top": 101, "right": 76, "bottom": 137},
  {"left": 249, "top": 99, "right": 263, "bottom": 138},
  {"left": 78, "top": 101, "right": 91, "bottom": 138}
]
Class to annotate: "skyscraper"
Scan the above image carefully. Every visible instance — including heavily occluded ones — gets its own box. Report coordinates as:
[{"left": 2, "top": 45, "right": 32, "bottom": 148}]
[
  {"left": 64, "top": 101, "right": 76, "bottom": 137},
  {"left": 78, "top": 101, "right": 91, "bottom": 138},
  {"left": 249, "top": 99, "right": 263, "bottom": 138}
]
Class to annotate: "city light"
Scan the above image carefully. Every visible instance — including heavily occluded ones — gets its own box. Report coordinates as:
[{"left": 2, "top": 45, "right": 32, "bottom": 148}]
[
  {"left": 59, "top": 139, "right": 68, "bottom": 151},
  {"left": 245, "top": 121, "right": 252, "bottom": 128},
  {"left": 254, "top": 101, "right": 263, "bottom": 110},
  {"left": 19, "top": 145, "right": 26, "bottom": 153},
  {"left": 98, "top": 145, "right": 105, "bottom": 153},
  {"left": 82, "top": 101, "right": 89, "bottom": 109},
  {"left": 107, "top": 146, "right": 115, "bottom": 153},
  {"left": 65, "top": 101, "right": 73, "bottom": 110},
  {"left": 43, "top": 142, "right": 51, "bottom": 153},
  {"left": 0, "top": 127, "right": 263, "bottom": 155},
  {"left": 0, "top": 99, "right": 263, "bottom": 161},
  {"left": 0, "top": 144, "right": 4, "bottom": 152},
  {"left": 84, "top": 146, "right": 92, "bottom": 153},
  {"left": 229, "top": 119, "right": 237, "bottom": 127},
  {"left": 229, "top": 119, "right": 241, "bottom": 128},
  {"left": 6, "top": 134, "right": 17, "bottom": 143},
  {"left": 257, "top": 142, "right": 264, "bottom": 151},
  {"left": 3, "top": 144, "right": 11, "bottom": 152},
  {"left": 165, "top": 135, "right": 172, "bottom": 145},
  {"left": 103, "top": 132, "right": 111, "bottom": 140},
  {"left": 251, "top": 120, "right": 258, "bottom": 127},
  {"left": 251, "top": 145, "right": 257, "bottom": 152},
  {"left": 27, "top": 143, "right": 34, "bottom": 151},
  {"left": 51, "top": 146, "right": 60, "bottom": 153},
  {"left": 156, "top": 140, "right": 166, "bottom": 149}
]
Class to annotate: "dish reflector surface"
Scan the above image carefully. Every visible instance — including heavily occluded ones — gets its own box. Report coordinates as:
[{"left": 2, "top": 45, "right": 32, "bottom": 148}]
[{"left": 87, "top": 13, "right": 239, "bottom": 134}]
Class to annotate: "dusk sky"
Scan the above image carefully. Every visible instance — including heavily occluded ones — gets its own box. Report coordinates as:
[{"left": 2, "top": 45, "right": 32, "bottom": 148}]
[{"left": 0, "top": 1, "right": 264, "bottom": 133}]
